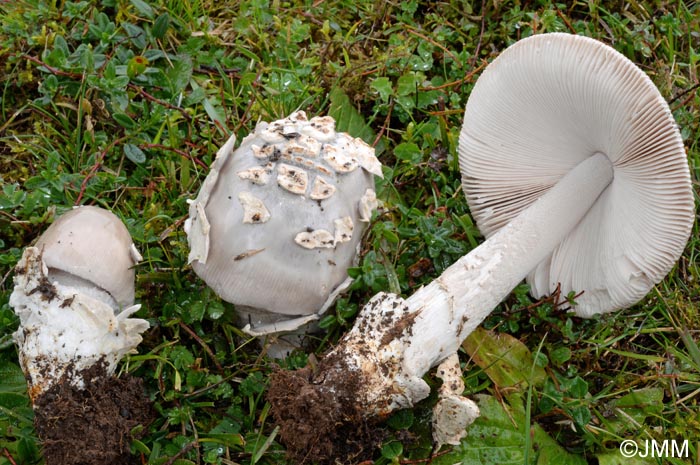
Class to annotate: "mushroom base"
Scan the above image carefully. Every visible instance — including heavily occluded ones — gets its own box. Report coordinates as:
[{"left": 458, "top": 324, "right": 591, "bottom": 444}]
[
  {"left": 10, "top": 247, "right": 149, "bottom": 400},
  {"left": 267, "top": 352, "right": 386, "bottom": 464},
  {"left": 33, "top": 360, "right": 153, "bottom": 465}
]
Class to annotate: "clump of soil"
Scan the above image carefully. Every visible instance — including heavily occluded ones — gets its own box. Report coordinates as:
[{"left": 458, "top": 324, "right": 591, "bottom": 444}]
[
  {"left": 267, "top": 354, "right": 385, "bottom": 464},
  {"left": 33, "top": 363, "right": 153, "bottom": 465}
]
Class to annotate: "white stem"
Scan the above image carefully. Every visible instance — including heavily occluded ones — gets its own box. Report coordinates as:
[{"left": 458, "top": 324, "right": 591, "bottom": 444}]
[
  {"left": 403, "top": 152, "right": 614, "bottom": 376},
  {"left": 327, "top": 153, "right": 614, "bottom": 415}
]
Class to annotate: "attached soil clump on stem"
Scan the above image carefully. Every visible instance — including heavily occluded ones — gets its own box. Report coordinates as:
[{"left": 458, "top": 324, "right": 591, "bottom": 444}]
[
  {"left": 267, "top": 353, "right": 385, "bottom": 464},
  {"left": 33, "top": 362, "right": 153, "bottom": 465}
]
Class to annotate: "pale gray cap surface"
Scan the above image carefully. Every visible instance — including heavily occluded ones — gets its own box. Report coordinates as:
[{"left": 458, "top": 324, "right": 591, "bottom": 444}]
[
  {"left": 185, "top": 111, "right": 382, "bottom": 326},
  {"left": 35, "top": 205, "right": 141, "bottom": 310}
]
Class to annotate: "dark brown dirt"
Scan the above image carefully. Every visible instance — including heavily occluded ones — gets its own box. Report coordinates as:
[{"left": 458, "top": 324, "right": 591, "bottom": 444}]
[
  {"left": 33, "top": 362, "right": 153, "bottom": 465},
  {"left": 267, "top": 354, "right": 385, "bottom": 464}
]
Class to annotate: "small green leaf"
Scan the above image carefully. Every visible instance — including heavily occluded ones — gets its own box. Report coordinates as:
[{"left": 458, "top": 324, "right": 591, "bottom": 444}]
[
  {"left": 170, "top": 346, "right": 195, "bottom": 370},
  {"left": 549, "top": 347, "right": 571, "bottom": 365},
  {"left": 202, "top": 98, "right": 226, "bottom": 130},
  {"left": 393, "top": 142, "right": 422, "bottom": 164},
  {"left": 318, "top": 314, "right": 337, "bottom": 329},
  {"left": 381, "top": 227, "right": 399, "bottom": 244},
  {"left": 53, "top": 34, "right": 70, "bottom": 55},
  {"left": 370, "top": 76, "right": 393, "bottom": 101},
  {"left": 0, "top": 361, "right": 27, "bottom": 392},
  {"left": 386, "top": 409, "right": 414, "bottom": 430},
  {"left": 562, "top": 376, "right": 588, "bottom": 398},
  {"left": 152, "top": 13, "right": 170, "bottom": 39},
  {"left": 539, "top": 378, "right": 563, "bottom": 413},
  {"left": 396, "top": 72, "right": 420, "bottom": 96},
  {"left": 166, "top": 56, "right": 193, "bottom": 95},
  {"left": 210, "top": 417, "right": 242, "bottom": 435},
  {"left": 122, "top": 22, "right": 146, "bottom": 48},
  {"left": 0, "top": 361, "right": 28, "bottom": 412},
  {"left": 103, "top": 60, "right": 118, "bottom": 79},
  {"left": 206, "top": 301, "right": 225, "bottom": 320},
  {"left": 112, "top": 75, "right": 130, "bottom": 89},
  {"left": 381, "top": 441, "right": 403, "bottom": 459},
  {"left": 76, "top": 43, "right": 95, "bottom": 71},
  {"left": 17, "top": 436, "right": 40, "bottom": 462},
  {"left": 187, "top": 301, "right": 206, "bottom": 323},
  {"left": 463, "top": 327, "right": 547, "bottom": 388},
  {"left": 240, "top": 372, "right": 264, "bottom": 397},
  {"left": 130, "top": 0, "right": 155, "bottom": 19},
  {"left": 131, "top": 439, "right": 151, "bottom": 455},
  {"left": 123, "top": 143, "right": 146, "bottom": 163},
  {"left": 570, "top": 405, "right": 592, "bottom": 426},
  {"left": 113, "top": 112, "right": 137, "bottom": 129}
]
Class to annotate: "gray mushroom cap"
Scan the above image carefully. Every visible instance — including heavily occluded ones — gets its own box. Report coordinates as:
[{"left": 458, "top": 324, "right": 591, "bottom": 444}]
[
  {"left": 459, "top": 33, "right": 694, "bottom": 316},
  {"left": 186, "top": 111, "right": 382, "bottom": 330},
  {"left": 35, "top": 205, "right": 141, "bottom": 311}
]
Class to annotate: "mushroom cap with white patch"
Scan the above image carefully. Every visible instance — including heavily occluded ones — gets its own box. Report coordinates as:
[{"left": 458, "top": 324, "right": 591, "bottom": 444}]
[
  {"left": 35, "top": 205, "right": 141, "bottom": 311},
  {"left": 186, "top": 111, "right": 382, "bottom": 326},
  {"left": 459, "top": 33, "right": 694, "bottom": 317}
]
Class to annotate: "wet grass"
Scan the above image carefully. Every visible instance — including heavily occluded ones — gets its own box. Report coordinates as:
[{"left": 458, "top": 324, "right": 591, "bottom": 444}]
[{"left": 0, "top": 1, "right": 699, "bottom": 464}]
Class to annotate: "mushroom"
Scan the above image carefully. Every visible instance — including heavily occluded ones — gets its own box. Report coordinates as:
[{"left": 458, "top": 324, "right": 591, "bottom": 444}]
[
  {"left": 8, "top": 206, "right": 150, "bottom": 464},
  {"left": 460, "top": 33, "right": 695, "bottom": 317},
  {"left": 185, "top": 111, "right": 383, "bottom": 349},
  {"left": 268, "top": 33, "right": 694, "bottom": 458},
  {"left": 10, "top": 205, "right": 148, "bottom": 399}
]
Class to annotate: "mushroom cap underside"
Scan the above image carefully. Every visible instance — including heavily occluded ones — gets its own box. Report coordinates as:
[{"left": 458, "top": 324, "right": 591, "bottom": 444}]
[{"left": 459, "top": 33, "right": 694, "bottom": 316}]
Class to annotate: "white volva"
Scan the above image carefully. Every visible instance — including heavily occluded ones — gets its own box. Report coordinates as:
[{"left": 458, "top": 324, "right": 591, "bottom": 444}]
[
  {"left": 287, "top": 34, "right": 694, "bottom": 445},
  {"left": 10, "top": 248, "right": 148, "bottom": 400}
]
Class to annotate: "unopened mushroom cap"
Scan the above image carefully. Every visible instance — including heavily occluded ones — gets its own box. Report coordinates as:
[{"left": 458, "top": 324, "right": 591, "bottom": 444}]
[
  {"left": 459, "top": 33, "right": 694, "bottom": 316},
  {"left": 35, "top": 206, "right": 140, "bottom": 310},
  {"left": 186, "top": 111, "right": 382, "bottom": 322}
]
